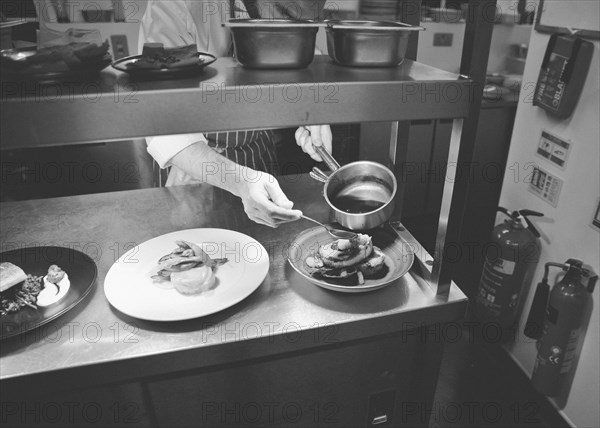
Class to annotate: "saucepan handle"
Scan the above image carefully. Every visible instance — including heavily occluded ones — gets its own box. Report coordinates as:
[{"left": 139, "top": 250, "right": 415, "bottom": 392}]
[
  {"left": 309, "top": 171, "right": 328, "bottom": 183},
  {"left": 315, "top": 145, "right": 341, "bottom": 172}
]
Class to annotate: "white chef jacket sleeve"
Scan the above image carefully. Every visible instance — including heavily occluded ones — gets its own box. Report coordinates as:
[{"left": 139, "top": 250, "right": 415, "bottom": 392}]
[
  {"left": 139, "top": 1, "right": 206, "bottom": 168},
  {"left": 146, "top": 134, "right": 208, "bottom": 169},
  {"left": 138, "top": 0, "right": 200, "bottom": 51}
]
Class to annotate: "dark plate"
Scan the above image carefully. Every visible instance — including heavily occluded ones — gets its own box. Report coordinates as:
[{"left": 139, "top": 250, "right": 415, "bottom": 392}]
[
  {"left": 288, "top": 226, "right": 414, "bottom": 293},
  {"left": 0, "top": 48, "right": 112, "bottom": 84},
  {"left": 0, "top": 246, "right": 97, "bottom": 340},
  {"left": 112, "top": 52, "right": 217, "bottom": 80}
]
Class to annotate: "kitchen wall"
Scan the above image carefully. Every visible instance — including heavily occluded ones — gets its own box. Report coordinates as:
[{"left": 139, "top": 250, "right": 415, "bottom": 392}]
[
  {"left": 416, "top": 20, "right": 465, "bottom": 73},
  {"left": 37, "top": 0, "right": 146, "bottom": 57},
  {"left": 417, "top": 20, "right": 532, "bottom": 74},
  {"left": 496, "top": 3, "right": 600, "bottom": 427}
]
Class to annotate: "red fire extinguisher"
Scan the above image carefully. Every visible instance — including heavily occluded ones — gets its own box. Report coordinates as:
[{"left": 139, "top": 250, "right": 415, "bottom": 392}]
[
  {"left": 529, "top": 259, "right": 597, "bottom": 397},
  {"left": 474, "top": 207, "right": 544, "bottom": 330}
]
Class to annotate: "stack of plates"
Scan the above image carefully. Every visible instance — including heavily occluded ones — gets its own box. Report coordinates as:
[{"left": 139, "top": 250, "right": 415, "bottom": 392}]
[
  {"left": 359, "top": 0, "right": 399, "bottom": 20},
  {"left": 0, "top": 43, "right": 112, "bottom": 84}
]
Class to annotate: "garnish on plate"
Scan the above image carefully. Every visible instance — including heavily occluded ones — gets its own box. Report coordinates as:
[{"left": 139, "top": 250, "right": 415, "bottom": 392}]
[
  {"left": 37, "top": 265, "right": 70, "bottom": 307},
  {"left": 305, "top": 234, "right": 387, "bottom": 286},
  {"left": 0, "top": 262, "right": 70, "bottom": 315},
  {"left": 129, "top": 43, "right": 201, "bottom": 70},
  {"left": 152, "top": 240, "right": 228, "bottom": 295}
]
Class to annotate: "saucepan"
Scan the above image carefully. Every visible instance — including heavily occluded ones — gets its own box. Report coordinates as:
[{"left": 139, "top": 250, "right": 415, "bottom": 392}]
[{"left": 310, "top": 146, "right": 397, "bottom": 231}]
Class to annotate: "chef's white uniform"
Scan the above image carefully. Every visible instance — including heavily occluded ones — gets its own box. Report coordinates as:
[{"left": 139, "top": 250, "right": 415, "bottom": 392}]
[{"left": 139, "top": 0, "right": 324, "bottom": 186}]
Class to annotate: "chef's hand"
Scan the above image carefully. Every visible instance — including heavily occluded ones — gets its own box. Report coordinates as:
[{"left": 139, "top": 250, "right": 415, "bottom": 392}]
[
  {"left": 238, "top": 170, "right": 302, "bottom": 227},
  {"left": 295, "top": 125, "right": 333, "bottom": 162}
]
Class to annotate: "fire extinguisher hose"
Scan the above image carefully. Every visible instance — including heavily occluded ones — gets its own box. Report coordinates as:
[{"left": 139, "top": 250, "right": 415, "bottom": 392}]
[{"left": 524, "top": 262, "right": 567, "bottom": 340}]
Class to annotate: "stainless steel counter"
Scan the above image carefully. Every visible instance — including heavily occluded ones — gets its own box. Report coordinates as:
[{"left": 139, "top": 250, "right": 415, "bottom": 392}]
[
  {"left": 0, "top": 55, "right": 474, "bottom": 149},
  {"left": 0, "top": 174, "right": 467, "bottom": 396}
]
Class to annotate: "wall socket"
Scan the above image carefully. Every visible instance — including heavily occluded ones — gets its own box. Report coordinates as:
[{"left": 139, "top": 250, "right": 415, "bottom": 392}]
[
  {"left": 433, "top": 33, "right": 453, "bottom": 47},
  {"left": 110, "top": 35, "right": 130, "bottom": 60}
]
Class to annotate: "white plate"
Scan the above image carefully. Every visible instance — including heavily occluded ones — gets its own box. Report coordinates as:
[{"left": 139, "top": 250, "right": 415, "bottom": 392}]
[
  {"left": 288, "top": 226, "right": 414, "bottom": 293},
  {"left": 104, "top": 229, "right": 269, "bottom": 321}
]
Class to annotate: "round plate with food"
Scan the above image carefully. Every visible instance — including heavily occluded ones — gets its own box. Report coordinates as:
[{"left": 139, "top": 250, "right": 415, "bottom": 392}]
[
  {"left": 288, "top": 226, "right": 414, "bottom": 293},
  {"left": 112, "top": 42, "right": 216, "bottom": 80},
  {"left": 104, "top": 229, "right": 269, "bottom": 321},
  {"left": 111, "top": 52, "right": 216, "bottom": 80},
  {"left": 0, "top": 246, "right": 97, "bottom": 340}
]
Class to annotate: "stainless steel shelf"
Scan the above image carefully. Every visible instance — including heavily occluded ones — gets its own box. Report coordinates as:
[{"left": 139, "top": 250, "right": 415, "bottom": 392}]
[
  {"left": 0, "top": 177, "right": 467, "bottom": 390},
  {"left": 0, "top": 55, "right": 473, "bottom": 149},
  {"left": 0, "top": 54, "right": 473, "bottom": 298}
]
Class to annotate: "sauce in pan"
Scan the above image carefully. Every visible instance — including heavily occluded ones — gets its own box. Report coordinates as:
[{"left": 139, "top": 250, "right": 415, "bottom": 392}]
[{"left": 331, "top": 195, "right": 385, "bottom": 214}]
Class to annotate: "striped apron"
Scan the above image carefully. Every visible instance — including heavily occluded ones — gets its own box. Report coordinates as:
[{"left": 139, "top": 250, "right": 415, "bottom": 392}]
[
  {"left": 161, "top": 129, "right": 280, "bottom": 188},
  {"left": 205, "top": 129, "right": 279, "bottom": 175}
]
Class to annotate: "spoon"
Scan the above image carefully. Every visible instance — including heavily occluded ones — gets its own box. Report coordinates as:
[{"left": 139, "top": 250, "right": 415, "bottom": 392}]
[{"left": 301, "top": 215, "right": 357, "bottom": 240}]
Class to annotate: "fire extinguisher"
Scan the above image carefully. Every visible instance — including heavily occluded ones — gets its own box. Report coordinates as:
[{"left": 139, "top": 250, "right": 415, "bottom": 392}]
[
  {"left": 474, "top": 207, "right": 544, "bottom": 330},
  {"left": 528, "top": 259, "right": 597, "bottom": 397}
]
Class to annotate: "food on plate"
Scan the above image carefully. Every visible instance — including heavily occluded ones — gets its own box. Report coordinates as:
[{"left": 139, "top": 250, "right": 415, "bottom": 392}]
[
  {"left": 317, "top": 234, "right": 373, "bottom": 268},
  {"left": 141, "top": 43, "right": 167, "bottom": 58},
  {"left": 152, "top": 240, "right": 228, "bottom": 295},
  {"left": 170, "top": 265, "right": 216, "bottom": 295},
  {"left": 0, "top": 262, "right": 28, "bottom": 292},
  {"left": 36, "top": 265, "right": 70, "bottom": 307},
  {"left": 0, "top": 263, "right": 71, "bottom": 315},
  {"left": 305, "top": 234, "right": 387, "bottom": 285},
  {"left": 1, "top": 261, "right": 43, "bottom": 315},
  {"left": 357, "top": 246, "right": 386, "bottom": 276},
  {"left": 0, "top": 275, "right": 43, "bottom": 316},
  {"left": 129, "top": 43, "right": 201, "bottom": 70},
  {"left": 46, "top": 264, "right": 66, "bottom": 284}
]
